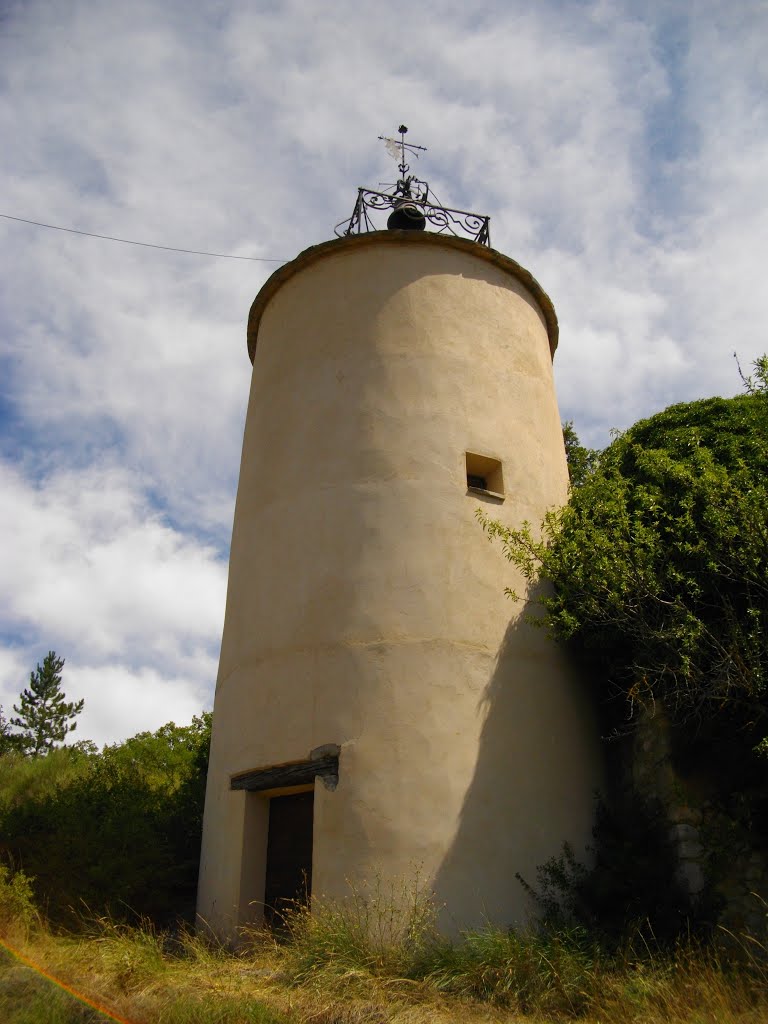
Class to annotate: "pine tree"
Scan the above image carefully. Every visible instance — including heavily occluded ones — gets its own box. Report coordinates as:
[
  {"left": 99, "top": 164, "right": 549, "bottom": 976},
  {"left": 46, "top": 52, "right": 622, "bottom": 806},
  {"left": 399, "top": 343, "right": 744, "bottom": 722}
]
[{"left": 11, "top": 652, "right": 84, "bottom": 756}]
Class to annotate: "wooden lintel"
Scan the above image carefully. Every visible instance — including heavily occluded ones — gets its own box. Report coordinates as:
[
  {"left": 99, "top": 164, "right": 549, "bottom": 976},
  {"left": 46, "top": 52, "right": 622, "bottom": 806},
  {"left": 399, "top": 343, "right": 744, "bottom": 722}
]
[{"left": 230, "top": 755, "right": 339, "bottom": 793}]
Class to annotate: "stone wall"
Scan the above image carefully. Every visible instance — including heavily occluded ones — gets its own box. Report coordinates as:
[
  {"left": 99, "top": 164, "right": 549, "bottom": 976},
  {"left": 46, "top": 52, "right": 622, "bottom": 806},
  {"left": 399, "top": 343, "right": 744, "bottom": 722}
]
[{"left": 630, "top": 705, "right": 768, "bottom": 936}]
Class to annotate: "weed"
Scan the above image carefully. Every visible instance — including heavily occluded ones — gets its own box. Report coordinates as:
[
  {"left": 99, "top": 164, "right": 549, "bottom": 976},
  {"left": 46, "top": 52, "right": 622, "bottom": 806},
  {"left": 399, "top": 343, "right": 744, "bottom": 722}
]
[
  {"left": 280, "top": 873, "right": 439, "bottom": 984},
  {"left": 154, "top": 992, "right": 284, "bottom": 1023},
  {"left": 426, "top": 926, "right": 595, "bottom": 1016},
  {"left": 3, "top": 880, "right": 768, "bottom": 1023},
  {"left": 0, "top": 864, "right": 39, "bottom": 940},
  {"left": 89, "top": 915, "right": 168, "bottom": 991}
]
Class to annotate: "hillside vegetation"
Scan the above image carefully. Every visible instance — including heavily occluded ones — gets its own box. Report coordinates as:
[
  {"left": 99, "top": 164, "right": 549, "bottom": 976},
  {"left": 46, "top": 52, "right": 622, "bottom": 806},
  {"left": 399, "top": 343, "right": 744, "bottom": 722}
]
[{"left": 0, "top": 713, "right": 211, "bottom": 927}]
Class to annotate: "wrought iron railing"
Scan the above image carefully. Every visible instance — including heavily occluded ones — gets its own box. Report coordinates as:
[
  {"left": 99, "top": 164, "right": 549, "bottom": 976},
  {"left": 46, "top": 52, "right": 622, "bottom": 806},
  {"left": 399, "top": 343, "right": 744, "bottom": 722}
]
[{"left": 334, "top": 187, "right": 491, "bottom": 247}]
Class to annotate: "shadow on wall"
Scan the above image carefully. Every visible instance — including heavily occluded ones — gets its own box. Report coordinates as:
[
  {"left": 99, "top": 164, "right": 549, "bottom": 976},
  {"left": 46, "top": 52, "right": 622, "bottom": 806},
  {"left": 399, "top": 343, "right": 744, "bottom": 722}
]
[{"left": 431, "top": 595, "right": 604, "bottom": 934}]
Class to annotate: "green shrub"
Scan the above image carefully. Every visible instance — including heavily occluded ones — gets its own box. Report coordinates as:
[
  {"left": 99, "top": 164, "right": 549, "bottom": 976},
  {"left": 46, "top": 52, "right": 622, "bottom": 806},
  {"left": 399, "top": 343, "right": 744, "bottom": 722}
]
[
  {"left": 518, "top": 795, "right": 697, "bottom": 947},
  {"left": 0, "top": 864, "right": 38, "bottom": 938},
  {"left": 0, "top": 714, "right": 211, "bottom": 928},
  {"left": 482, "top": 392, "right": 768, "bottom": 738},
  {"left": 0, "top": 747, "right": 91, "bottom": 812}
]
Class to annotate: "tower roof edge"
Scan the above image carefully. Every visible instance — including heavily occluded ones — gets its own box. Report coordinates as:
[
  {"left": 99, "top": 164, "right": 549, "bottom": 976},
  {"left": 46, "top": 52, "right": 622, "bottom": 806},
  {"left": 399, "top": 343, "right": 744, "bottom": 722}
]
[{"left": 246, "top": 232, "right": 558, "bottom": 364}]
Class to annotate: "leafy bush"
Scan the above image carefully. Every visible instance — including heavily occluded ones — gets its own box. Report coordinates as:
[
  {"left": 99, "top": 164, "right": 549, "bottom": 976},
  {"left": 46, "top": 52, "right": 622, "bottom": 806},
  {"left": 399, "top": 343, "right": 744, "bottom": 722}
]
[
  {"left": 518, "top": 796, "right": 697, "bottom": 947},
  {"left": 0, "top": 864, "right": 38, "bottom": 938},
  {"left": 0, "top": 714, "right": 212, "bottom": 927},
  {"left": 482, "top": 392, "right": 768, "bottom": 734},
  {"left": 482, "top": 385, "right": 768, "bottom": 930},
  {"left": 481, "top": 389, "right": 768, "bottom": 834},
  {"left": 0, "top": 747, "right": 91, "bottom": 812}
]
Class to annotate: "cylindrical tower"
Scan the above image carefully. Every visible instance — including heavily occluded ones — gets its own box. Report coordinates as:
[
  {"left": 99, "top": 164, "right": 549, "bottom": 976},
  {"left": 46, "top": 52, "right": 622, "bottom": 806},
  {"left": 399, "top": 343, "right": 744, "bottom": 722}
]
[{"left": 197, "top": 230, "right": 603, "bottom": 940}]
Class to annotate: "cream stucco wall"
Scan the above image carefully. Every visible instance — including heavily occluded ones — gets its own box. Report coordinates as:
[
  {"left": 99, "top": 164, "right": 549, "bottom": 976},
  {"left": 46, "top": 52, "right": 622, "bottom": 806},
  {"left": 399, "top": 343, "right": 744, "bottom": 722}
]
[{"left": 197, "top": 231, "right": 603, "bottom": 940}]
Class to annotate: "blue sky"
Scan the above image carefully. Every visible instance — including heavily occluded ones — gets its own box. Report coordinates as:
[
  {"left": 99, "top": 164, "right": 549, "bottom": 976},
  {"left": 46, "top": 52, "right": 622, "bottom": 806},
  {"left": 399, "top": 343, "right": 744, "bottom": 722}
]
[{"left": 1, "top": 0, "right": 766, "bottom": 745}]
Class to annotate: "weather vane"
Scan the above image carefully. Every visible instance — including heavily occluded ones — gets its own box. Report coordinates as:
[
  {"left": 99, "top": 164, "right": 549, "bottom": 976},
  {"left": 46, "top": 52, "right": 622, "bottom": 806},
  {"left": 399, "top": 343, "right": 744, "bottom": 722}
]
[
  {"left": 334, "top": 125, "right": 490, "bottom": 245},
  {"left": 376, "top": 125, "right": 429, "bottom": 211},
  {"left": 377, "top": 125, "right": 427, "bottom": 181}
]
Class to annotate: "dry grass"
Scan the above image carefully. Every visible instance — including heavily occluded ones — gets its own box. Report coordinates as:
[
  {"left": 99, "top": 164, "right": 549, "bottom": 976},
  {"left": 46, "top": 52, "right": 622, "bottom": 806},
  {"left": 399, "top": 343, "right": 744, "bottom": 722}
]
[
  {"left": 4, "top": 920, "right": 768, "bottom": 1024},
  {"left": 1, "top": 874, "right": 768, "bottom": 1023}
]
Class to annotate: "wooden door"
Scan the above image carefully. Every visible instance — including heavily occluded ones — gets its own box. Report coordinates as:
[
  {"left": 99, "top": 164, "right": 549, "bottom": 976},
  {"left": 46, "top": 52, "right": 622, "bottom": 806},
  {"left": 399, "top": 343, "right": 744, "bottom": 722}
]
[{"left": 263, "top": 790, "right": 314, "bottom": 927}]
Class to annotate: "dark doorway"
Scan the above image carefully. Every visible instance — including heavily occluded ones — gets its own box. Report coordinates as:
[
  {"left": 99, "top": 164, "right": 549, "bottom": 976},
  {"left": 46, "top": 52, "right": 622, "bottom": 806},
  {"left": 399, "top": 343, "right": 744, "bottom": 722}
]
[{"left": 263, "top": 790, "right": 314, "bottom": 927}]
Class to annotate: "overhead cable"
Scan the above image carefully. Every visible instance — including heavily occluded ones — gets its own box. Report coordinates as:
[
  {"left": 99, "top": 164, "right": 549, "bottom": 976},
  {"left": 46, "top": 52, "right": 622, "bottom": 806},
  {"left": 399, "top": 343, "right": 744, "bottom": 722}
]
[{"left": 0, "top": 213, "right": 288, "bottom": 263}]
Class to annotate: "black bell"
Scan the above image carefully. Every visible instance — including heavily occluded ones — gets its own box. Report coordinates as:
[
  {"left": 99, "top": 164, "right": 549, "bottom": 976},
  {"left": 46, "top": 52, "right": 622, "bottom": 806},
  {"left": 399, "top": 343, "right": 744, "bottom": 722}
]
[{"left": 387, "top": 198, "right": 426, "bottom": 231}]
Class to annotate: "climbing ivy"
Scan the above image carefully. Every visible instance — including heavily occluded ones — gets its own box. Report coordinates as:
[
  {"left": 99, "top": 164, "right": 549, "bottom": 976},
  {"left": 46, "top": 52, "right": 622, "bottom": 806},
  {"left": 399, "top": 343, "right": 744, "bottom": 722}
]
[{"left": 481, "top": 384, "right": 768, "bottom": 741}]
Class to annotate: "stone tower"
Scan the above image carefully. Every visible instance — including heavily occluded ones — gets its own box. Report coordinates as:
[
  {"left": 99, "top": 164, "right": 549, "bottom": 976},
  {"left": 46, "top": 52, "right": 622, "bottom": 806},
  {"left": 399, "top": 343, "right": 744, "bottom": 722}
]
[{"left": 197, "top": 139, "right": 602, "bottom": 941}]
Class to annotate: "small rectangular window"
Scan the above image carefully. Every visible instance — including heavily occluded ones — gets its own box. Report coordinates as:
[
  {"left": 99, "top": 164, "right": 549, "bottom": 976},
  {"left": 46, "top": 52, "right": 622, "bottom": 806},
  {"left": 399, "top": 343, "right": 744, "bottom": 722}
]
[{"left": 465, "top": 452, "right": 504, "bottom": 499}]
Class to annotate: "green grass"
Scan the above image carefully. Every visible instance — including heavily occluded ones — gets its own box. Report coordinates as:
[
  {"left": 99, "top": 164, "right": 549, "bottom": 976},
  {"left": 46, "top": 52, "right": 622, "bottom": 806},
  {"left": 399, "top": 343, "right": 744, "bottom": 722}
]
[
  {"left": 279, "top": 873, "right": 439, "bottom": 984},
  {"left": 150, "top": 993, "right": 284, "bottom": 1024},
  {"left": 1, "top": 870, "right": 768, "bottom": 1022},
  {"left": 425, "top": 926, "right": 596, "bottom": 1014},
  {"left": 0, "top": 949, "right": 103, "bottom": 1023}
]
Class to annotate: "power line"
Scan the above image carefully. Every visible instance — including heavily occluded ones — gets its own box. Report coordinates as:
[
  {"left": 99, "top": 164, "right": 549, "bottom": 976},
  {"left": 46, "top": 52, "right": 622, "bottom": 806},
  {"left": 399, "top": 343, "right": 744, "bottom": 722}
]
[{"left": 0, "top": 213, "right": 288, "bottom": 263}]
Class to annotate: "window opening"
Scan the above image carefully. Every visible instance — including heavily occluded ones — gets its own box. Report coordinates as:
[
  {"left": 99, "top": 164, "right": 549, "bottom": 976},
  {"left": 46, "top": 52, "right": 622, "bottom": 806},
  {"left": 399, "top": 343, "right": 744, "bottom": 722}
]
[{"left": 465, "top": 452, "right": 504, "bottom": 499}]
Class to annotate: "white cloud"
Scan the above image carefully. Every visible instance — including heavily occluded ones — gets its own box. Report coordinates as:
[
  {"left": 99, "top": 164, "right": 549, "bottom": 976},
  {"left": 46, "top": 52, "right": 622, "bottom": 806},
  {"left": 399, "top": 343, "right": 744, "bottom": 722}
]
[
  {"left": 0, "top": 460, "right": 225, "bottom": 652},
  {"left": 71, "top": 662, "right": 211, "bottom": 749},
  {"left": 0, "top": 461, "right": 224, "bottom": 745}
]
